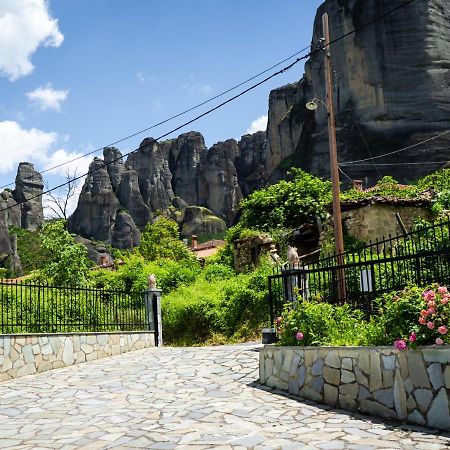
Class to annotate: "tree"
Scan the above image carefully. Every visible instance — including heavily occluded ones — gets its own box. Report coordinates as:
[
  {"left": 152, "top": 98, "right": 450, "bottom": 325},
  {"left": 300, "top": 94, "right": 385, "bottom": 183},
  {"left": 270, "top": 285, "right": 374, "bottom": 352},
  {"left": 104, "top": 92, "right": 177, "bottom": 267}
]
[
  {"left": 44, "top": 169, "right": 80, "bottom": 220},
  {"left": 38, "top": 220, "right": 90, "bottom": 286},
  {"left": 138, "top": 217, "right": 195, "bottom": 262}
]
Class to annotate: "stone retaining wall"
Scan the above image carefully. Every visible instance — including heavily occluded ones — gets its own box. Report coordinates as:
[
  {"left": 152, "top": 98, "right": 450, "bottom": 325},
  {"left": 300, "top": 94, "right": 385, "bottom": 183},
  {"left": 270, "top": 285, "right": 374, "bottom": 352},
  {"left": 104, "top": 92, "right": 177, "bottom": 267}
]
[
  {"left": 259, "top": 345, "right": 450, "bottom": 430},
  {"left": 0, "top": 332, "right": 155, "bottom": 381}
]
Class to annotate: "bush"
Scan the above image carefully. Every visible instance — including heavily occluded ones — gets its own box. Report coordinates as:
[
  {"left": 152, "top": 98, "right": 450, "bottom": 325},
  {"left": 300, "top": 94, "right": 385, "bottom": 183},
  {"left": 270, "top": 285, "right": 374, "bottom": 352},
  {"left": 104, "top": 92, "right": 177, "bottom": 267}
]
[
  {"left": 138, "top": 217, "right": 196, "bottom": 262},
  {"left": 377, "top": 284, "right": 450, "bottom": 347},
  {"left": 36, "top": 220, "right": 90, "bottom": 286},
  {"left": 238, "top": 169, "right": 331, "bottom": 231},
  {"left": 277, "top": 301, "right": 369, "bottom": 347},
  {"left": 162, "top": 262, "right": 272, "bottom": 345},
  {"left": 89, "top": 253, "right": 201, "bottom": 295}
]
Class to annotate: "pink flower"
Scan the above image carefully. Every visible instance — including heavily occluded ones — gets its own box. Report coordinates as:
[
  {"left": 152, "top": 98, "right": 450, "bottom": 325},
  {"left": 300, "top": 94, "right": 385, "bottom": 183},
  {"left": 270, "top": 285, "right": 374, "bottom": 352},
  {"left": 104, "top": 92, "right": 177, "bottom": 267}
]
[
  {"left": 427, "top": 308, "right": 436, "bottom": 316},
  {"left": 420, "top": 310, "right": 429, "bottom": 317},
  {"left": 441, "top": 298, "right": 449, "bottom": 305},
  {"left": 438, "top": 286, "right": 448, "bottom": 294},
  {"left": 277, "top": 327, "right": 283, "bottom": 334},
  {"left": 295, "top": 332, "right": 304, "bottom": 341},
  {"left": 275, "top": 317, "right": 282, "bottom": 325},
  {"left": 394, "top": 339, "right": 407, "bottom": 350},
  {"left": 424, "top": 290, "right": 436, "bottom": 301},
  {"left": 409, "top": 332, "right": 417, "bottom": 343},
  {"left": 427, "top": 301, "right": 436, "bottom": 308},
  {"left": 419, "top": 317, "right": 427, "bottom": 325},
  {"left": 438, "top": 326, "right": 448, "bottom": 335},
  {"left": 436, "top": 337, "right": 444, "bottom": 345},
  {"left": 427, "top": 321, "right": 435, "bottom": 330}
]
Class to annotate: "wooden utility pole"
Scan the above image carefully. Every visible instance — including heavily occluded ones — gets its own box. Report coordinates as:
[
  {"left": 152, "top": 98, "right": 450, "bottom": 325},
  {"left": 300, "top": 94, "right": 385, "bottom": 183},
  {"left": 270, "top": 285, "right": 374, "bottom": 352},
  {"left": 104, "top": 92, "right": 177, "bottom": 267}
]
[{"left": 322, "top": 12, "right": 346, "bottom": 302}]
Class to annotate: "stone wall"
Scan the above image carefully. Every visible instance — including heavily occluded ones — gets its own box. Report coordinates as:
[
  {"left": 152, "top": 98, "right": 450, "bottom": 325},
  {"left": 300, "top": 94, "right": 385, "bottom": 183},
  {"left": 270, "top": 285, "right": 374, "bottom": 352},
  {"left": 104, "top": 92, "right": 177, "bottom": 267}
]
[
  {"left": 259, "top": 345, "right": 450, "bottom": 431},
  {"left": 343, "top": 204, "right": 433, "bottom": 244},
  {"left": 0, "top": 332, "right": 155, "bottom": 381}
]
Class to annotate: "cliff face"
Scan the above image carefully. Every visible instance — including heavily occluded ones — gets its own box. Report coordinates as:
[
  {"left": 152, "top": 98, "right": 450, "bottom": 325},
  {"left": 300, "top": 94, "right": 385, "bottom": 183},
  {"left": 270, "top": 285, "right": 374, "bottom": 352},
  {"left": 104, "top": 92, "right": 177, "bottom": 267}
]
[
  {"left": 0, "top": 162, "right": 44, "bottom": 275},
  {"left": 68, "top": 0, "right": 450, "bottom": 247},
  {"left": 267, "top": 0, "right": 450, "bottom": 185},
  {"left": 68, "top": 132, "right": 265, "bottom": 245}
]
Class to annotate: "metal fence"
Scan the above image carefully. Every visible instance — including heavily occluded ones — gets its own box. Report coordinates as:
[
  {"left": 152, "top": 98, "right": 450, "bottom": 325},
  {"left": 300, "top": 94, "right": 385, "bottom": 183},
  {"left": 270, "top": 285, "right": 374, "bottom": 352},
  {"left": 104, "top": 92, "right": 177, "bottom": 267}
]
[
  {"left": 268, "top": 218, "right": 450, "bottom": 323},
  {"left": 0, "top": 280, "right": 148, "bottom": 334}
]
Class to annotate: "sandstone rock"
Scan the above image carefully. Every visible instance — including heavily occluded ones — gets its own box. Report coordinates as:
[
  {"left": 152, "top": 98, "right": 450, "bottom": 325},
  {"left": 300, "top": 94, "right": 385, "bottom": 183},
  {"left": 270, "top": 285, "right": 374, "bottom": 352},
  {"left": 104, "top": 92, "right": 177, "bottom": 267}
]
[
  {"left": 180, "top": 206, "right": 226, "bottom": 238},
  {"left": 169, "top": 131, "right": 206, "bottom": 205},
  {"left": 103, "top": 147, "right": 125, "bottom": 192},
  {"left": 117, "top": 168, "right": 151, "bottom": 228},
  {"left": 111, "top": 211, "right": 141, "bottom": 249},
  {"left": 68, "top": 158, "right": 120, "bottom": 242},
  {"left": 266, "top": 0, "right": 450, "bottom": 186},
  {"left": 74, "top": 236, "right": 113, "bottom": 266},
  {"left": 127, "top": 138, "right": 174, "bottom": 212},
  {"left": 1, "top": 190, "right": 20, "bottom": 228},
  {"left": 13, "top": 163, "right": 44, "bottom": 230},
  {"left": 236, "top": 131, "right": 267, "bottom": 196},
  {"left": 198, "top": 140, "right": 243, "bottom": 225}
]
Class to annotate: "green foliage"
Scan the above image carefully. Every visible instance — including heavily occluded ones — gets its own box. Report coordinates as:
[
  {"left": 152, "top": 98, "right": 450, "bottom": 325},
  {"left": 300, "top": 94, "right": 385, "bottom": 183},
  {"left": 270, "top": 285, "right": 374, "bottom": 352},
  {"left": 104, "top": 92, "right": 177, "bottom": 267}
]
[
  {"left": 37, "top": 220, "right": 90, "bottom": 286},
  {"left": 90, "top": 253, "right": 201, "bottom": 295},
  {"left": 138, "top": 217, "right": 195, "bottom": 262},
  {"left": 239, "top": 169, "right": 332, "bottom": 231},
  {"left": 162, "top": 262, "right": 272, "bottom": 345},
  {"left": 9, "top": 226, "right": 51, "bottom": 274},
  {"left": 341, "top": 176, "right": 418, "bottom": 202},
  {"left": 277, "top": 301, "right": 369, "bottom": 347},
  {"left": 432, "top": 190, "right": 450, "bottom": 214}
]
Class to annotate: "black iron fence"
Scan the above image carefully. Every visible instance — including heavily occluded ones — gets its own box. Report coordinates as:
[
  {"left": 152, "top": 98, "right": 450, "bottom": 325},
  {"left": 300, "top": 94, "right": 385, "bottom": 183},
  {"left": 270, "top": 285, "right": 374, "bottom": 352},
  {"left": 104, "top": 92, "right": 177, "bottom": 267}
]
[
  {"left": 268, "top": 218, "right": 450, "bottom": 323},
  {"left": 0, "top": 280, "right": 148, "bottom": 334}
]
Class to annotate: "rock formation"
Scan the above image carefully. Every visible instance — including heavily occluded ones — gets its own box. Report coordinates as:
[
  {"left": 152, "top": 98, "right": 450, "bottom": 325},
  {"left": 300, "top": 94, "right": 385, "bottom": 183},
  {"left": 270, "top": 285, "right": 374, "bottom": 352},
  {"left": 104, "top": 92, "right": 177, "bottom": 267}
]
[
  {"left": 180, "top": 206, "right": 227, "bottom": 238},
  {"left": 0, "top": 163, "right": 44, "bottom": 275},
  {"left": 266, "top": 0, "right": 450, "bottom": 186},
  {"left": 67, "top": 0, "right": 450, "bottom": 247},
  {"left": 13, "top": 162, "right": 44, "bottom": 231}
]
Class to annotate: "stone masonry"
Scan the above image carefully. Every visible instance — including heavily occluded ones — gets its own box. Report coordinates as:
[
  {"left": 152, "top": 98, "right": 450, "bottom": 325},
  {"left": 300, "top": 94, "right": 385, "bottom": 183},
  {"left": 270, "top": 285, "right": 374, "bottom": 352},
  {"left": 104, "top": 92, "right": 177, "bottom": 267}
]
[
  {"left": 260, "top": 345, "right": 450, "bottom": 431},
  {"left": 0, "top": 332, "right": 155, "bottom": 382}
]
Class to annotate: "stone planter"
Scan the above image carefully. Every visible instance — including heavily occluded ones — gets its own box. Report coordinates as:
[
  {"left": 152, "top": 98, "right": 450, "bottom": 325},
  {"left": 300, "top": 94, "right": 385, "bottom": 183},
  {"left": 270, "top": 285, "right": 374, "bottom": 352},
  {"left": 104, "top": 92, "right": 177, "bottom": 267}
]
[{"left": 259, "top": 345, "right": 450, "bottom": 430}]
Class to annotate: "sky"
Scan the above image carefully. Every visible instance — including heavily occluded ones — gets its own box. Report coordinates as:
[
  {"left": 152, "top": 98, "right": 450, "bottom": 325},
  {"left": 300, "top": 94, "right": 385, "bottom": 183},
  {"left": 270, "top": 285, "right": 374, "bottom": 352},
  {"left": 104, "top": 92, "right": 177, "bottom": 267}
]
[{"left": 0, "top": 0, "right": 323, "bottom": 214}]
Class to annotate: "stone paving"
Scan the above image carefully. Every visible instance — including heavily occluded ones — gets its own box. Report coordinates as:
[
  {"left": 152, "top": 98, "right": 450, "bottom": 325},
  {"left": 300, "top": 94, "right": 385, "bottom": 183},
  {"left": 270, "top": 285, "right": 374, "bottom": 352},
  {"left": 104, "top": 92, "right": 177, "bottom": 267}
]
[{"left": 0, "top": 344, "right": 449, "bottom": 449}]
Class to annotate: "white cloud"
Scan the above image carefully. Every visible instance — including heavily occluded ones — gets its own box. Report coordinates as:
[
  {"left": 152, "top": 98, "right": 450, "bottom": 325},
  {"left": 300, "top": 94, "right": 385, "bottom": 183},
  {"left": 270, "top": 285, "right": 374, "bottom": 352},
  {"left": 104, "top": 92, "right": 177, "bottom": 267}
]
[
  {"left": 0, "top": 0, "right": 64, "bottom": 81},
  {"left": 246, "top": 115, "right": 268, "bottom": 135},
  {"left": 26, "top": 83, "right": 69, "bottom": 112},
  {"left": 0, "top": 120, "right": 94, "bottom": 218},
  {"left": 182, "top": 82, "right": 214, "bottom": 97},
  {"left": 0, "top": 120, "right": 57, "bottom": 172}
]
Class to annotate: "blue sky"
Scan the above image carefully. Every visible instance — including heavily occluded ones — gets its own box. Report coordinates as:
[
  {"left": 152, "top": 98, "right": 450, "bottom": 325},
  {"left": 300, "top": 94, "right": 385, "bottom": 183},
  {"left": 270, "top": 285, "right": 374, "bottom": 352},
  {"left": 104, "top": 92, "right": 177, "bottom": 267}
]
[{"left": 0, "top": 0, "right": 323, "bottom": 207}]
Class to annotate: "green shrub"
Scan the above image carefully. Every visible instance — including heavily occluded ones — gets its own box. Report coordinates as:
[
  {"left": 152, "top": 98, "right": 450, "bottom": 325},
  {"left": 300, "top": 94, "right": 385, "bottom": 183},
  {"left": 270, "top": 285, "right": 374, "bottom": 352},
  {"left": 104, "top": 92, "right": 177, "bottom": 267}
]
[
  {"left": 89, "top": 253, "right": 201, "bottom": 295},
  {"left": 138, "top": 217, "right": 196, "bottom": 262},
  {"left": 277, "top": 301, "right": 368, "bottom": 347},
  {"left": 162, "top": 262, "right": 272, "bottom": 345},
  {"left": 36, "top": 220, "right": 90, "bottom": 286}
]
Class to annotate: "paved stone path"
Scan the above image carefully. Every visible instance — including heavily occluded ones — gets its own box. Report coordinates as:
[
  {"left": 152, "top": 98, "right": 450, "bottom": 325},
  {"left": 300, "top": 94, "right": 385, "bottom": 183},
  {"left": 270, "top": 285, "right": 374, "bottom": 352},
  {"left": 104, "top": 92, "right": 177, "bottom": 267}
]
[{"left": 0, "top": 344, "right": 449, "bottom": 449}]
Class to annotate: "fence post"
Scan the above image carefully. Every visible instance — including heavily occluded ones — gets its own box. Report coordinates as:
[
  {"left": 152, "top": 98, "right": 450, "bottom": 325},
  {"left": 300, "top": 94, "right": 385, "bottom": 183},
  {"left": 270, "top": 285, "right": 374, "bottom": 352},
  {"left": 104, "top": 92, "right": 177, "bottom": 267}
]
[{"left": 144, "top": 275, "right": 162, "bottom": 347}]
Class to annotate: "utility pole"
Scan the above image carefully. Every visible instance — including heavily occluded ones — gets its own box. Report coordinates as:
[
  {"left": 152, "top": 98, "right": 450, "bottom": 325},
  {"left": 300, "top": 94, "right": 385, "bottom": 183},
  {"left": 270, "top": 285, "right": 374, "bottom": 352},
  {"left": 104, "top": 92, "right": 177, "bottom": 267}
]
[{"left": 322, "top": 12, "right": 346, "bottom": 302}]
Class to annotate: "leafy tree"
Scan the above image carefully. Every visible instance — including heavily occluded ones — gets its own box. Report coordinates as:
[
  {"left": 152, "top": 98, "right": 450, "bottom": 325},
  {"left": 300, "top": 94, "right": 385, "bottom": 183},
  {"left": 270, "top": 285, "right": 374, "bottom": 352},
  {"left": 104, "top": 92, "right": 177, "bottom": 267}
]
[
  {"left": 38, "top": 220, "right": 90, "bottom": 286},
  {"left": 138, "top": 216, "right": 195, "bottom": 262},
  {"left": 239, "top": 168, "right": 332, "bottom": 231}
]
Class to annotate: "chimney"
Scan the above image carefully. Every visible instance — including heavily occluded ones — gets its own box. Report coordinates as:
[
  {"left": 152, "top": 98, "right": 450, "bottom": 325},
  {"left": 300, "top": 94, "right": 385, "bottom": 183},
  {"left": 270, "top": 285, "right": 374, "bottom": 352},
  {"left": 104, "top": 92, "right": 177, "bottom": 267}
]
[
  {"left": 353, "top": 180, "right": 363, "bottom": 192},
  {"left": 100, "top": 255, "right": 107, "bottom": 266},
  {"left": 191, "top": 235, "right": 198, "bottom": 249}
]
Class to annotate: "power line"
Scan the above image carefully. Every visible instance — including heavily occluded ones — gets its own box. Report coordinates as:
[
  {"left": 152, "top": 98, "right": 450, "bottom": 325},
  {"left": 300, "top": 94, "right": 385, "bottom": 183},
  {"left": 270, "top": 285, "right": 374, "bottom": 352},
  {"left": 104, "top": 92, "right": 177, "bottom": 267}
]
[
  {"left": 342, "top": 162, "right": 450, "bottom": 167},
  {"left": 0, "top": 0, "right": 419, "bottom": 214},
  {"left": 0, "top": 46, "right": 312, "bottom": 191},
  {"left": 0, "top": 57, "right": 308, "bottom": 215},
  {"left": 340, "top": 129, "right": 450, "bottom": 166},
  {"left": 0, "top": 0, "right": 418, "bottom": 191}
]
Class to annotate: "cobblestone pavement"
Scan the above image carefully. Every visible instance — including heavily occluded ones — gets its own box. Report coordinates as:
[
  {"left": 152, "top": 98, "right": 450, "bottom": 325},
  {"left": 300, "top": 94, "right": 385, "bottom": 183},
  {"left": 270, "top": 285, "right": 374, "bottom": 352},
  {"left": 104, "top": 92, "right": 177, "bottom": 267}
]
[{"left": 0, "top": 344, "right": 449, "bottom": 449}]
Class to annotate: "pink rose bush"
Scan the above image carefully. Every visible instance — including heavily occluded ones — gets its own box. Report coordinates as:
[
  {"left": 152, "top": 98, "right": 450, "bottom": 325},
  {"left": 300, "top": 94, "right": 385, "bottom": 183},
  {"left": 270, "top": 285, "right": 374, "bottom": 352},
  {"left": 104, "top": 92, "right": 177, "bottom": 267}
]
[{"left": 393, "top": 285, "right": 449, "bottom": 349}]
